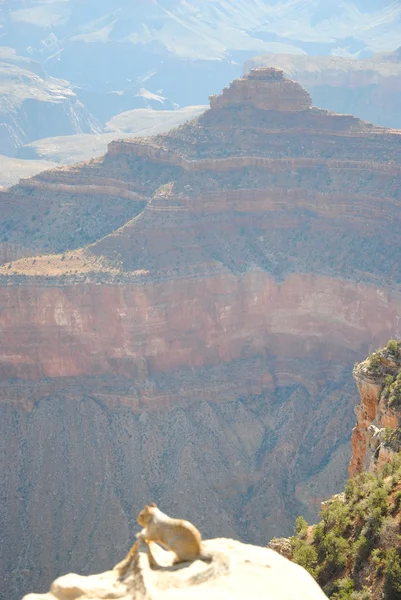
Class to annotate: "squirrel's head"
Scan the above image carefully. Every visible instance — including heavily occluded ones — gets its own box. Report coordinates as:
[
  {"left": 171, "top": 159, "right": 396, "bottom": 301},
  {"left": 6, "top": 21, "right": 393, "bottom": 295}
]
[{"left": 137, "top": 502, "right": 157, "bottom": 526}]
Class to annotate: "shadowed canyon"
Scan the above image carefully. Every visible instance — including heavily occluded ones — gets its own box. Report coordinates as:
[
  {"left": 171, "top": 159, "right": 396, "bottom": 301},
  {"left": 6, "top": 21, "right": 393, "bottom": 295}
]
[{"left": 1, "top": 68, "right": 401, "bottom": 600}]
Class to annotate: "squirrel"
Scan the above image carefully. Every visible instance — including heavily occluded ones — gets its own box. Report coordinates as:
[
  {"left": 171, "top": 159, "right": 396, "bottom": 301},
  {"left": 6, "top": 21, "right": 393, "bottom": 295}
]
[
  {"left": 116, "top": 502, "right": 230, "bottom": 584},
  {"left": 136, "top": 502, "right": 202, "bottom": 563}
]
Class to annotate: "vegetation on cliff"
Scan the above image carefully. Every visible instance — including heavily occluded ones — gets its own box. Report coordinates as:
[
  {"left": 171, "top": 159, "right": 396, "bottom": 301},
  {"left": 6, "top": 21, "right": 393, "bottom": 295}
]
[
  {"left": 287, "top": 341, "right": 401, "bottom": 599},
  {"left": 360, "top": 340, "right": 401, "bottom": 411},
  {"left": 290, "top": 455, "right": 401, "bottom": 599},
  {"left": 359, "top": 340, "right": 401, "bottom": 376}
]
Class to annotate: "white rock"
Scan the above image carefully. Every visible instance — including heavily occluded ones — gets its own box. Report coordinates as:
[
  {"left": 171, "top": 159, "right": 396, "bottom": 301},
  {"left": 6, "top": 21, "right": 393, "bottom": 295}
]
[{"left": 23, "top": 538, "right": 327, "bottom": 600}]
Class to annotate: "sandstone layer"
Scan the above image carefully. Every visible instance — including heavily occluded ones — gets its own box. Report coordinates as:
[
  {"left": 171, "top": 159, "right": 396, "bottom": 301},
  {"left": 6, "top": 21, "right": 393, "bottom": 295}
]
[
  {"left": 1, "top": 68, "right": 401, "bottom": 600},
  {"left": 245, "top": 48, "right": 401, "bottom": 128}
]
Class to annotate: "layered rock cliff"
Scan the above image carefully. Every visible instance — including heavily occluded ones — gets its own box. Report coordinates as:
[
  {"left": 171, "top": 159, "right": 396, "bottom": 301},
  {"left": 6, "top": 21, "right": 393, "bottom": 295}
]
[
  {"left": 1, "top": 68, "right": 401, "bottom": 600},
  {"left": 350, "top": 340, "right": 401, "bottom": 476}
]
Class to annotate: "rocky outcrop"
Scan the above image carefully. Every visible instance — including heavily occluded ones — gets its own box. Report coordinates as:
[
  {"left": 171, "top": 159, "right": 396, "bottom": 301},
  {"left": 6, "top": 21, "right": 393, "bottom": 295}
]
[
  {"left": 1, "top": 68, "right": 401, "bottom": 600},
  {"left": 23, "top": 537, "right": 327, "bottom": 600},
  {"left": 209, "top": 68, "right": 312, "bottom": 112},
  {"left": 350, "top": 341, "right": 401, "bottom": 476},
  {"left": 245, "top": 49, "right": 401, "bottom": 128}
]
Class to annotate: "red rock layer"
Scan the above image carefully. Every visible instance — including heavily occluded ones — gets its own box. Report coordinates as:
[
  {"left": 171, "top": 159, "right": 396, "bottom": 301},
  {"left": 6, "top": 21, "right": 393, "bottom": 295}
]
[{"left": 1, "top": 273, "right": 401, "bottom": 386}]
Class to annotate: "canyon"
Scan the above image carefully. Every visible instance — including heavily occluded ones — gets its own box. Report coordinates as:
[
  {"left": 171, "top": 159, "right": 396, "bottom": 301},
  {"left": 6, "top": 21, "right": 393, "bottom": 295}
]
[{"left": 1, "top": 67, "right": 401, "bottom": 600}]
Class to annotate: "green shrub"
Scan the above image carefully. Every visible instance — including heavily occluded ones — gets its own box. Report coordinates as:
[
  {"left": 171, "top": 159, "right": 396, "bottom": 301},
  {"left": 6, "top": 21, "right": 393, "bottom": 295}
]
[
  {"left": 322, "top": 532, "right": 350, "bottom": 575},
  {"left": 369, "top": 488, "right": 388, "bottom": 516},
  {"left": 360, "top": 471, "right": 377, "bottom": 486},
  {"left": 354, "top": 534, "right": 371, "bottom": 571},
  {"left": 363, "top": 508, "right": 384, "bottom": 549},
  {"left": 387, "top": 340, "right": 400, "bottom": 355},
  {"left": 384, "top": 429, "right": 401, "bottom": 453},
  {"left": 344, "top": 479, "right": 357, "bottom": 502},
  {"left": 344, "top": 478, "right": 365, "bottom": 503},
  {"left": 313, "top": 522, "right": 324, "bottom": 542},
  {"left": 292, "top": 537, "right": 319, "bottom": 579},
  {"left": 322, "top": 499, "right": 351, "bottom": 537},
  {"left": 389, "top": 389, "right": 401, "bottom": 410},
  {"left": 371, "top": 548, "right": 386, "bottom": 575},
  {"left": 388, "top": 455, "right": 401, "bottom": 478},
  {"left": 383, "top": 549, "right": 401, "bottom": 599},
  {"left": 330, "top": 577, "right": 354, "bottom": 600},
  {"left": 295, "top": 515, "right": 308, "bottom": 539},
  {"left": 392, "top": 491, "right": 401, "bottom": 514},
  {"left": 369, "top": 354, "right": 382, "bottom": 374}
]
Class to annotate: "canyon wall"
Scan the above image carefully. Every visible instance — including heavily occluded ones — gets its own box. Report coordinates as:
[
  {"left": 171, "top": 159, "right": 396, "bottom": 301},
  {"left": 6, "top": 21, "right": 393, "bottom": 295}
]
[
  {"left": 350, "top": 342, "right": 401, "bottom": 476},
  {"left": 1, "top": 68, "right": 401, "bottom": 600}
]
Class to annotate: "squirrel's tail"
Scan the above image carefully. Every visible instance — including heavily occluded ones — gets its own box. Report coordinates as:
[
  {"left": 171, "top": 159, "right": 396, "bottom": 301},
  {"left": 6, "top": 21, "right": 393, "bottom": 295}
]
[{"left": 114, "top": 541, "right": 138, "bottom": 577}]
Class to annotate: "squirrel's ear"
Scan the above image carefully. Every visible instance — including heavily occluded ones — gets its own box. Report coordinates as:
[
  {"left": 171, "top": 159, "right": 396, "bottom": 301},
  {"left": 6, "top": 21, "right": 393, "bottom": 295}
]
[{"left": 150, "top": 502, "right": 157, "bottom": 507}]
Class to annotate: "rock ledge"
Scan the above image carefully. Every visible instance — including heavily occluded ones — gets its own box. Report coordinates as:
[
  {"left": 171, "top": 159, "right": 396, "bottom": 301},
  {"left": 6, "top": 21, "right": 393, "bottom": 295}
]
[{"left": 23, "top": 538, "right": 327, "bottom": 600}]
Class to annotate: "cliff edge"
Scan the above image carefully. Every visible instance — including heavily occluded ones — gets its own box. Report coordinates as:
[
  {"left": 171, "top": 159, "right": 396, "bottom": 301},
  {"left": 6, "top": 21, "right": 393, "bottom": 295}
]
[
  {"left": 350, "top": 340, "right": 401, "bottom": 476},
  {"left": 269, "top": 345, "right": 401, "bottom": 599},
  {"left": 23, "top": 537, "right": 327, "bottom": 600}
]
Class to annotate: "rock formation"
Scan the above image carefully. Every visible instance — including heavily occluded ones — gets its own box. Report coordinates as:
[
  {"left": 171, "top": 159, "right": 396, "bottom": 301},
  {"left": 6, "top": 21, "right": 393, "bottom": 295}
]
[
  {"left": 210, "top": 67, "right": 312, "bottom": 112},
  {"left": 23, "top": 536, "right": 328, "bottom": 600},
  {"left": 1, "top": 67, "right": 401, "bottom": 600},
  {"left": 245, "top": 48, "right": 401, "bottom": 128},
  {"left": 350, "top": 341, "right": 401, "bottom": 476}
]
